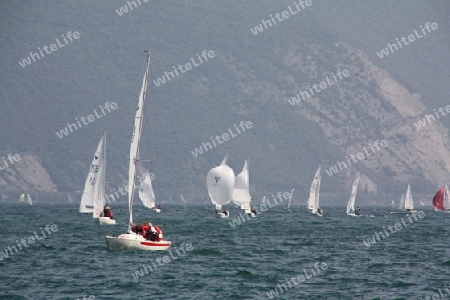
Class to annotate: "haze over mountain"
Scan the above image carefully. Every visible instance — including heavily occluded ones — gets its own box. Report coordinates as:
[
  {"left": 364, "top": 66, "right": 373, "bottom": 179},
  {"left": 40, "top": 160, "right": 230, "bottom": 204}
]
[{"left": 0, "top": 0, "right": 449, "bottom": 204}]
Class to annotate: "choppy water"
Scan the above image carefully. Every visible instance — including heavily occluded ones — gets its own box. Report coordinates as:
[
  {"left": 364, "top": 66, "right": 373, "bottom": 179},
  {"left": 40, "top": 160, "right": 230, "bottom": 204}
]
[{"left": 1, "top": 203, "right": 449, "bottom": 299}]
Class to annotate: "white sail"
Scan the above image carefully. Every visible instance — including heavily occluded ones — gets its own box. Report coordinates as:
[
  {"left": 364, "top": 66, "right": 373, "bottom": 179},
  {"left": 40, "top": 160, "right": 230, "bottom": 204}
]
[
  {"left": 180, "top": 194, "right": 186, "bottom": 204},
  {"left": 261, "top": 195, "right": 267, "bottom": 204},
  {"left": 286, "top": 188, "right": 294, "bottom": 209},
  {"left": 398, "top": 194, "right": 405, "bottom": 209},
  {"left": 207, "top": 158, "right": 235, "bottom": 210},
  {"left": 26, "top": 194, "right": 32, "bottom": 205},
  {"left": 308, "top": 165, "right": 321, "bottom": 213},
  {"left": 128, "top": 53, "right": 151, "bottom": 227},
  {"left": 92, "top": 132, "right": 107, "bottom": 218},
  {"left": 232, "top": 160, "right": 251, "bottom": 208},
  {"left": 404, "top": 183, "right": 414, "bottom": 210},
  {"left": 444, "top": 183, "right": 450, "bottom": 209},
  {"left": 346, "top": 176, "right": 360, "bottom": 215},
  {"left": 68, "top": 194, "right": 74, "bottom": 203},
  {"left": 19, "top": 193, "right": 25, "bottom": 202},
  {"left": 138, "top": 171, "right": 156, "bottom": 209},
  {"left": 79, "top": 133, "right": 106, "bottom": 214}
]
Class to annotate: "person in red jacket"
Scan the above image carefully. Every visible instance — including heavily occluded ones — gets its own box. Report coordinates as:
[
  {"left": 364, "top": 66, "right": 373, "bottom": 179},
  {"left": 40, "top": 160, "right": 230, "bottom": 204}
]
[{"left": 101, "top": 205, "right": 114, "bottom": 219}]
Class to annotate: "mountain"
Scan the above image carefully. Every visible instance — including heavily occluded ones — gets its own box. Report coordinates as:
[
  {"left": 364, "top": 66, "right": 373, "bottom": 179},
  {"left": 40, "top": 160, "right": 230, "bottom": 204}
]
[{"left": 0, "top": 0, "right": 449, "bottom": 204}]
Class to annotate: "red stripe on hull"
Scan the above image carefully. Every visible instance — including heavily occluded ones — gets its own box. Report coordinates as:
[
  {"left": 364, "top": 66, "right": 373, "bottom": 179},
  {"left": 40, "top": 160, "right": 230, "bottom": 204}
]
[{"left": 140, "top": 242, "right": 171, "bottom": 247}]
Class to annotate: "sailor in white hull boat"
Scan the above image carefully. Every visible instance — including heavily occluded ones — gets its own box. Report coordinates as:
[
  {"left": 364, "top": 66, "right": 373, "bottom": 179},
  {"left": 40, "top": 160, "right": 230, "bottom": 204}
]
[
  {"left": 130, "top": 222, "right": 164, "bottom": 242},
  {"left": 100, "top": 205, "right": 114, "bottom": 219}
]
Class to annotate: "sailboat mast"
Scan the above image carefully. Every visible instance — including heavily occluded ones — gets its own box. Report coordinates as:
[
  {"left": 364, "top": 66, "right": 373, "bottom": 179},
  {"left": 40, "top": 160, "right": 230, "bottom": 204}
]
[{"left": 128, "top": 51, "right": 151, "bottom": 228}]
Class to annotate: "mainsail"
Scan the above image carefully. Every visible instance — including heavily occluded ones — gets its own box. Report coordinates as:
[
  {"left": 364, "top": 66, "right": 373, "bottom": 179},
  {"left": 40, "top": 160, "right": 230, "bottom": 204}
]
[
  {"left": 232, "top": 160, "right": 252, "bottom": 213},
  {"left": 138, "top": 171, "right": 156, "bottom": 209},
  {"left": 308, "top": 165, "right": 321, "bottom": 214},
  {"left": 26, "top": 194, "right": 32, "bottom": 205},
  {"left": 404, "top": 183, "right": 414, "bottom": 210},
  {"left": 207, "top": 157, "right": 235, "bottom": 210},
  {"left": 432, "top": 183, "right": 450, "bottom": 211},
  {"left": 286, "top": 188, "right": 294, "bottom": 209},
  {"left": 79, "top": 132, "right": 106, "bottom": 215},
  {"left": 346, "top": 176, "right": 360, "bottom": 215},
  {"left": 128, "top": 52, "right": 151, "bottom": 228}
]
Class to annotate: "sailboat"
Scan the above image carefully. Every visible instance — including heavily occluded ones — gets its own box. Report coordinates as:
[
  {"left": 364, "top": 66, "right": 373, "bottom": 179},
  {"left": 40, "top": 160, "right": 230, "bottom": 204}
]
[
  {"left": 68, "top": 194, "right": 74, "bottom": 203},
  {"left": 432, "top": 183, "right": 450, "bottom": 212},
  {"left": 79, "top": 132, "right": 115, "bottom": 225},
  {"left": 207, "top": 156, "right": 235, "bottom": 218},
  {"left": 308, "top": 165, "right": 323, "bottom": 217},
  {"left": 232, "top": 160, "right": 255, "bottom": 217},
  {"left": 283, "top": 188, "right": 294, "bottom": 212},
  {"left": 391, "top": 183, "right": 416, "bottom": 213},
  {"left": 138, "top": 170, "right": 160, "bottom": 213},
  {"left": 26, "top": 194, "right": 33, "bottom": 205},
  {"left": 19, "top": 193, "right": 33, "bottom": 205},
  {"left": 346, "top": 176, "right": 361, "bottom": 217},
  {"left": 105, "top": 51, "right": 171, "bottom": 250}
]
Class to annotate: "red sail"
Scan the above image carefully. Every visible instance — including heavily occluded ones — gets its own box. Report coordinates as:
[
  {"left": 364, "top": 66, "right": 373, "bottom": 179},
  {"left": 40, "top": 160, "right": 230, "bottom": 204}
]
[{"left": 433, "top": 187, "right": 445, "bottom": 210}]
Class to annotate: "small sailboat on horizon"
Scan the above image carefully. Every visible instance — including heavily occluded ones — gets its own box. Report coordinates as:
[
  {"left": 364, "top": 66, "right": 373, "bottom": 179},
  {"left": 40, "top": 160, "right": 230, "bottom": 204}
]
[
  {"left": 346, "top": 175, "right": 361, "bottom": 217},
  {"left": 391, "top": 183, "right": 416, "bottom": 214},
  {"left": 283, "top": 188, "right": 294, "bottom": 212},
  {"left": 308, "top": 165, "right": 323, "bottom": 217}
]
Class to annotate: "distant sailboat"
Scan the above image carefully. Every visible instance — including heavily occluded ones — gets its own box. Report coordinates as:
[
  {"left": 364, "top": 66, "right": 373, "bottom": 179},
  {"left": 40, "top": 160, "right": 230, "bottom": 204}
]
[
  {"left": 346, "top": 176, "right": 361, "bottom": 217},
  {"left": 261, "top": 195, "right": 267, "bottom": 204},
  {"left": 207, "top": 156, "right": 235, "bottom": 218},
  {"left": 283, "top": 188, "right": 294, "bottom": 212},
  {"left": 68, "top": 194, "right": 74, "bottom": 203},
  {"left": 232, "top": 160, "right": 255, "bottom": 217},
  {"left": 391, "top": 183, "right": 416, "bottom": 213},
  {"left": 138, "top": 171, "right": 157, "bottom": 211},
  {"left": 26, "top": 194, "right": 32, "bottom": 205},
  {"left": 308, "top": 165, "right": 323, "bottom": 217},
  {"left": 19, "top": 193, "right": 32, "bottom": 205},
  {"left": 105, "top": 51, "right": 171, "bottom": 250},
  {"left": 432, "top": 183, "right": 450, "bottom": 212}
]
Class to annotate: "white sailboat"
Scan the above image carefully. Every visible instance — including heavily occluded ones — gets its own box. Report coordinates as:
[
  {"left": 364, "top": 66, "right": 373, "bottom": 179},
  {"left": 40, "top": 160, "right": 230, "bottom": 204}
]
[
  {"left": 68, "top": 194, "right": 74, "bottom": 203},
  {"left": 283, "top": 188, "right": 294, "bottom": 212},
  {"left": 232, "top": 160, "right": 255, "bottom": 217},
  {"left": 105, "top": 51, "right": 171, "bottom": 250},
  {"left": 19, "top": 193, "right": 25, "bottom": 202},
  {"left": 26, "top": 194, "right": 32, "bottom": 205},
  {"left": 346, "top": 176, "right": 361, "bottom": 217},
  {"left": 308, "top": 165, "right": 323, "bottom": 216},
  {"left": 207, "top": 156, "right": 235, "bottom": 218},
  {"left": 79, "top": 132, "right": 115, "bottom": 225},
  {"left": 138, "top": 171, "right": 156, "bottom": 209},
  {"left": 391, "top": 183, "right": 416, "bottom": 213}
]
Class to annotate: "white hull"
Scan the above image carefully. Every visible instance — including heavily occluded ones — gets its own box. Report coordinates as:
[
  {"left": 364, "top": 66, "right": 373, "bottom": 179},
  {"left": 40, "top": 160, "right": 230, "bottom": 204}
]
[
  {"left": 347, "top": 213, "right": 362, "bottom": 217},
  {"left": 390, "top": 210, "right": 417, "bottom": 214},
  {"left": 98, "top": 217, "right": 116, "bottom": 225},
  {"left": 247, "top": 212, "right": 256, "bottom": 218},
  {"left": 217, "top": 212, "right": 229, "bottom": 218},
  {"left": 105, "top": 233, "right": 171, "bottom": 251},
  {"left": 154, "top": 208, "right": 161, "bottom": 213}
]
